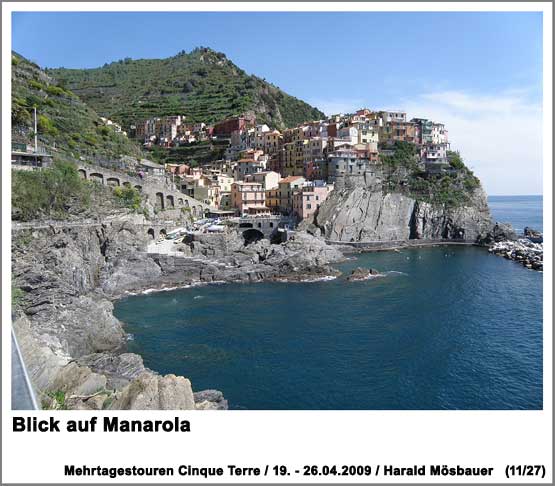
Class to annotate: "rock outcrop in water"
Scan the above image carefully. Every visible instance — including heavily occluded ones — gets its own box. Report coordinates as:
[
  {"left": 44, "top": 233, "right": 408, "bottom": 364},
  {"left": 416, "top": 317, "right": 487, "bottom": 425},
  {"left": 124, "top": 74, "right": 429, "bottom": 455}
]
[
  {"left": 12, "top": 216, "right": 345, "bottom": 410},
  {"left": 489, "top": 238, "right": 543, "bottom": 271},
  {"left": 314, "top": 185, "right": 493, "bottom": 243},
  {"left": 347, "top": 267, "right": 382, "bottom": 281}
]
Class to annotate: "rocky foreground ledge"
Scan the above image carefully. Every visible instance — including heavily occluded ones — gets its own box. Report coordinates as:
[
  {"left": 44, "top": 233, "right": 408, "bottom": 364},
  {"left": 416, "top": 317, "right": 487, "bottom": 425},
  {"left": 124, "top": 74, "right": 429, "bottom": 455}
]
[{"left": 11, "top": 216, "right": 345, "bottom": 410}]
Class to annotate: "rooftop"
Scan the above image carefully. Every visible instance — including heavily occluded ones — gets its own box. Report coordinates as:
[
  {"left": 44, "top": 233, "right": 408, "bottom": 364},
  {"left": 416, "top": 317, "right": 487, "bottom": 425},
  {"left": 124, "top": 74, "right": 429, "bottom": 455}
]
[{"left": 280, "top": 176, "right": 304, "bottom": 183}]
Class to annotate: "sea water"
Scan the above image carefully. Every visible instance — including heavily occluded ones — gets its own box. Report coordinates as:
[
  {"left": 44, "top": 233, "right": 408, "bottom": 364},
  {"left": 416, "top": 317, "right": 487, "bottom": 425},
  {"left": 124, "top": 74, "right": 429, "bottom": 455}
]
[{"left": 114, "top": 196, "right": 543, "bottom": 410}]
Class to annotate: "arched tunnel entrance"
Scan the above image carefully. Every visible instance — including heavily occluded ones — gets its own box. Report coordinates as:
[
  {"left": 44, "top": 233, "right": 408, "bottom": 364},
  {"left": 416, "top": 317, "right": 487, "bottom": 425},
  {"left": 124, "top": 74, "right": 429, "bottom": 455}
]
[
  {"left": 155, "top": 192, "right": 164, "bottom": 209},
  {"left": 270, "top": 229, "right": 287, "bottom": 245},
  {"left": 242, "top": 229, "right": 264, "bottom": 245},
  {"left": 147, "top": 228, "right": 155, "bottom": 239}
]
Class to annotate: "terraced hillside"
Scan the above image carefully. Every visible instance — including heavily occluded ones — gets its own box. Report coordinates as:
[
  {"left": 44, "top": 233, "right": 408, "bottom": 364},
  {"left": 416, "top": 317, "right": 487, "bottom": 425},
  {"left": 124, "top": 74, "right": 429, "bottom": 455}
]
[
  {"left": 12, "top": 52, "right": 143, "bottom": 162},
  {"left": 49, "top": 47, "right": 325, "bottom": 130}
]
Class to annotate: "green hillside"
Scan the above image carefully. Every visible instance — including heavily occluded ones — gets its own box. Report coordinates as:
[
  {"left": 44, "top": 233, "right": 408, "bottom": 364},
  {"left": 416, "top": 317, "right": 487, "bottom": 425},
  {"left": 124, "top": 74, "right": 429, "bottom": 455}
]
[
  {"left": 11, "top": 52, "right": 143, "bottom": 162},
  {"left": 48, "top": 47, "right": 325, "bottom": 130}
]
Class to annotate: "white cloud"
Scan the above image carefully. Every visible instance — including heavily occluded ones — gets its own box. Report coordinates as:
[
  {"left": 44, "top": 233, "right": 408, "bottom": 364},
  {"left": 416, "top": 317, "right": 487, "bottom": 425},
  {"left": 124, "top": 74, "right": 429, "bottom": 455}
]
[{"left": 402, "top": 90, "right": 543, "bottom": 195}]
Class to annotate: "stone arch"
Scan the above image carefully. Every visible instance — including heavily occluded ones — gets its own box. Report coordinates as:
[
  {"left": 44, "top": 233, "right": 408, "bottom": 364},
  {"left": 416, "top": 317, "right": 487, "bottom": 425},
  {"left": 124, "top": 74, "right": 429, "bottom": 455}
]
[
  {"left": 123, "top": 181, "right": 131, "bottom": 187},
  {"left": 166, "top": 194, "right": 175, "bottom": 208},
  {"left": 178, "top": 198, "right": 184, "bottom": 206},
  {"left": 160, "top": 229, "right": 167, "bottom": 238},
  {"left": 89, "top": 172, "right": 104, "bottom": 184},
  {"left": 78, "top": 168, "right": 87, "bottom": 179},
  {"left": 147, "top": 228, "right": 155, "bottom": 239},
  {"left": 107, "top": 177, "right": 120, "bottom": 187},
  {"left": 184, "top": 199, "right": 190, "bottom": 207},
  {"left": 134, "top": 185, "right": 142, "bottom": 192},
  {"left": 243, "top": 229, "right": 264, "bottom": 245},
  {"left": 155, "top": 192, "right": 164, "bottom": 209}
]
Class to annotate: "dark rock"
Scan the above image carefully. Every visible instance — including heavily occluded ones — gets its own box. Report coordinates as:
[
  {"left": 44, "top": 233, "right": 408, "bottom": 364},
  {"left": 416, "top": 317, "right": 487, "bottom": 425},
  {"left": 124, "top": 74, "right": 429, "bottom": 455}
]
[
  {"left": 480, "top": 222, "right": 518, "bottom": 244},
  {"left": 524, "top": 227, "right": 543, "bottom": 243},
  {"left": 347, "top": 267, "right": 381, "bottom": 281}
]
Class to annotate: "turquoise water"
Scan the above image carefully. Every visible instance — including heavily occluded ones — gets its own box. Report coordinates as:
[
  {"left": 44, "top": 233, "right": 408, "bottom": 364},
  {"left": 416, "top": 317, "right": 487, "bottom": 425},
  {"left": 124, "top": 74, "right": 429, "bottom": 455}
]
[
  {"left": 489, "top": 195, "right": 543, "bottom": 233},
  {"left": 114, "top": 197, "right": 543, "bottom": 410}
]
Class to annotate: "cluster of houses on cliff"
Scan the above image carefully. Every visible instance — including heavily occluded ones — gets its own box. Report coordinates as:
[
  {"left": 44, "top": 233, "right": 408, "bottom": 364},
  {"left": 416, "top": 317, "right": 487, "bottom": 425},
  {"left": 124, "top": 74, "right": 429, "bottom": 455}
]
[
  {"left": 12, "top": 107, "right": 452, "bottom": 222},
  {"left": 128, "top": 108, "right": 451, "bottom": 220}
]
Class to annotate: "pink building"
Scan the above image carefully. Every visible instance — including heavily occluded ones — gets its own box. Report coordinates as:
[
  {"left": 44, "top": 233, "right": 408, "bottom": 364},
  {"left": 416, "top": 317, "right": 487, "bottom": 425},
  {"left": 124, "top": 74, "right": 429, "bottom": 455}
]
[
  {"left": 165, "top": 163, "right": 190, "bottom": 175},
  {"left": 231, "top": 181, "right": 269, "bottom": 215},
  {"left": 292, "top": 183, "right": 334, "bottom": 221}
]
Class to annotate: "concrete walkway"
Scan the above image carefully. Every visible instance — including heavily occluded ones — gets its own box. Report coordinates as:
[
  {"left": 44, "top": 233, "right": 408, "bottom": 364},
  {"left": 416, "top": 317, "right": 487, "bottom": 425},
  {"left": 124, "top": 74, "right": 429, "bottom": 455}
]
[{"left": 147, "top": 237, "right": 186, "bottom": 256}]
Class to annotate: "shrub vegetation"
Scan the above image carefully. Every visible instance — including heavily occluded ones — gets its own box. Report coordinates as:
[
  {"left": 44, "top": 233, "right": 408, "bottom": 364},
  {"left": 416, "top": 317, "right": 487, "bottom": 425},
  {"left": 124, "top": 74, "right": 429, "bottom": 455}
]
[
  {"left": 12, "top": 160, "right": 91, "bottom": 220},
  {"left": 381, "top": 142, "right": 481, "bottom": 207}
]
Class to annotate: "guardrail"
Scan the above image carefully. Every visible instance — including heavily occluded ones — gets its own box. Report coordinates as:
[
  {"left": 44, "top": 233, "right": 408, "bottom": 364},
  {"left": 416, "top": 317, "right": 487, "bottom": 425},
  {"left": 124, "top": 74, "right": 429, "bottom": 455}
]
[{"left": 11, "top": 327, "right": 40, "bottom": 410}]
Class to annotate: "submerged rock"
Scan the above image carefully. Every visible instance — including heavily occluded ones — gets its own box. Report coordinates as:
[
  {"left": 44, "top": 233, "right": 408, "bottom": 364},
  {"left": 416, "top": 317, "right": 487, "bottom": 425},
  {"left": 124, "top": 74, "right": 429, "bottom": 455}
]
[{"left": 347, "top": 267, "right": 381, "bottom": 281}]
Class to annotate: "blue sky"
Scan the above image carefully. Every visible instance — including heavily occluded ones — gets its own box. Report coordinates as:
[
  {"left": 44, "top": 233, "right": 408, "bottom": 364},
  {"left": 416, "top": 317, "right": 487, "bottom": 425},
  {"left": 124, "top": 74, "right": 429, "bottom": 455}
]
[{"left": 12, "top": 11, "right": 543, "bottom": 195}]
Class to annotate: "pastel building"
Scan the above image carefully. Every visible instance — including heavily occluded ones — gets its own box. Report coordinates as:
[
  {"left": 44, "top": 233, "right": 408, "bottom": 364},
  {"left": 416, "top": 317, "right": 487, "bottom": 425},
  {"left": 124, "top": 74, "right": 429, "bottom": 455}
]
[
  {"left": 277, "top": 175, "right": 305, "bottom": 212},
  {"left": 234, "top": 158, "right": 267, "bottom": 180},
  {"left": 244, "top": 171, "right": 281, "bottom": 191},
  {"left": 337, "top": 126, "right": 358, "bottom": 144},
  {"left": 231, "top": 181, "right": 268, "bottom": 215},
  {"left": 263, "top": 130, "right": 282, "bottom": 155},
  {"left": 292, "top": 182, "right": 334, "bottom": 221}
]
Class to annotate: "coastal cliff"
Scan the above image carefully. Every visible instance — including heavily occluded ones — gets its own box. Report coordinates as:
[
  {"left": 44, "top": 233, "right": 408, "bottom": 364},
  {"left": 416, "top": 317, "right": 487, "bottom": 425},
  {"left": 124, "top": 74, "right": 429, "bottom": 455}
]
[
  {"left": 314, "top": 185, "right": 492, "bottom": 243},
  {"left": 312, "top": 145, "right": 493, "bottom": 244},
  {"left": 12, "top": 217, "right": 344, "bottom": 410}
]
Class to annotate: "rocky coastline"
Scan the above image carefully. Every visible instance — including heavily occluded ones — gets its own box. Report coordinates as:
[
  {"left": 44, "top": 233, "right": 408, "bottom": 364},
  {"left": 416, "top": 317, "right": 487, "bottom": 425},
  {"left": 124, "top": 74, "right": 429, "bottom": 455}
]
[
  {"left": 482, "top": 222, "right": 543, "bottom": 271},
  {"left": 14, "top": 199, "right": 538, "bottom": 410},
  {"left": 11, "top": 216, "right": 346, "bottom": 410},
  {"left": 489, "top": 238, "right": 543, "bottom": 271}
]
